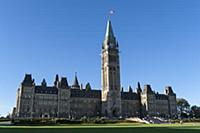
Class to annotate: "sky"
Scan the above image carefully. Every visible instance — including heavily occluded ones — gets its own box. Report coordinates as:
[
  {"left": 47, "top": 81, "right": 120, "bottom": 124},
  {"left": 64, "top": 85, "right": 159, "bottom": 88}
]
[{"left": 0, "top": 0, "right": 200, "bottom": 116}]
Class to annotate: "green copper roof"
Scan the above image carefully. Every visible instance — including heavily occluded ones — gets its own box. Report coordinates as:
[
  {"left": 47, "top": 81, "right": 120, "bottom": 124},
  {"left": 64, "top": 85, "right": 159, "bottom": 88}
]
[
  {"left": 102, "top": 20, "right": 118, "bottom": 49},
  {"left": 105, "top": 20, "right": 115, "bottom": 39}
]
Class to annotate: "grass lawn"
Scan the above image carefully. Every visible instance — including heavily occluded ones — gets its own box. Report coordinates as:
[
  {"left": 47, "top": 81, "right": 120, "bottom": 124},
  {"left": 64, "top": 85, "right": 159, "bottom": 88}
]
[{"left": 0, "top": 123, "right": 200, "bottom": 133}]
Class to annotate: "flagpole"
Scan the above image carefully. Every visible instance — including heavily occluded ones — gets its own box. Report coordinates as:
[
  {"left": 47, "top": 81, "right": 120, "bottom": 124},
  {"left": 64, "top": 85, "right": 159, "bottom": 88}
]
[{"left": 108, "top": 10, "right": 114, "bottom": 20}]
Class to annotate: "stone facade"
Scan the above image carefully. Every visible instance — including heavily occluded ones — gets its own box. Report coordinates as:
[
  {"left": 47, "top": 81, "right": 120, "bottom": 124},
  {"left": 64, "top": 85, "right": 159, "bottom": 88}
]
[
  {"left": 13, "top": 20, "right": 177, "bottom": 119},
  {"left": 140, "top": 85, "right": 177, "bottom": 117}
]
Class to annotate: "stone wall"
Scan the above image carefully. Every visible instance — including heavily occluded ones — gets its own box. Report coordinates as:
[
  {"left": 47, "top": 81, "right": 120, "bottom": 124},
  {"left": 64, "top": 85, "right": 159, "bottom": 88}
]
[
  {"left": 33, "top": 93, "right": 58, "bottom": 118},
  {"left": 70, "top": 98, "right": 101, "bottom": 119},
  {"left": 155, "top": 99, "right": 169, "bottom": 115},
  {"left": 121, "top": 100, "right": 140, "bottom": 117}
]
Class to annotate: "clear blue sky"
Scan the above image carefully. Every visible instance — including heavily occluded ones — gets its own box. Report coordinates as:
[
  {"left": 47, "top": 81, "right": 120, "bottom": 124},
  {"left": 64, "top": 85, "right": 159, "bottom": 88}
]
[{"left": 0, "top": 0, "right": 200, "bottom": 116}]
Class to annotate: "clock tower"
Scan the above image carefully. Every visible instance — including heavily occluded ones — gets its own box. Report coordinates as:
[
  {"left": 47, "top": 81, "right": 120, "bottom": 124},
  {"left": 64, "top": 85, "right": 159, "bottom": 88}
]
[{"left": 101, "top": 20, "right": 121, "bottom": 117}]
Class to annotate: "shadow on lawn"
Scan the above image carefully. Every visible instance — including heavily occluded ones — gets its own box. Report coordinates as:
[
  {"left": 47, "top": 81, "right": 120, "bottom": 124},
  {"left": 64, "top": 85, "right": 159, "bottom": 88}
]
[{"left": 0, "top": 127, "right": 200, "bottom": 133}]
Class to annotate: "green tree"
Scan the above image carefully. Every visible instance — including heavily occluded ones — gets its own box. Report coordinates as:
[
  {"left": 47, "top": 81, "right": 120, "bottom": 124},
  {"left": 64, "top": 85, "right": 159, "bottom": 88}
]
[
  {"left": 85, "top": 82, "right": 91, "bottom": 91},
  {"left": 191, "top": 105, "right": 200, "bottom": 118},
  {"left": 177, "top": 98, "right": 190, "bottom": 118}
]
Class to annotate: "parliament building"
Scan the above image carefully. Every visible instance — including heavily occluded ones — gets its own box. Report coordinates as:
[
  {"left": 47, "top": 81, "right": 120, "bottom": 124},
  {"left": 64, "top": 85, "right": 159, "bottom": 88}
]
[{"left": 13, "top": 20, "right": 177, "bottom": 119}]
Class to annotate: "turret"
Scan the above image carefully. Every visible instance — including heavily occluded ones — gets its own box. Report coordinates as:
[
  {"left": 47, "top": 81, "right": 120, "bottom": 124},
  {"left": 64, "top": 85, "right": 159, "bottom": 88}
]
[
  {"left": 57, "top": 76, "right": 70, "bottom": 118},
  {"left": 143, "top": 84, "right": 153, "bottom": 94},
  {"left": 136, "top": 82, "right": 142, "bottom": 118},
  {"left": 128, "top": 85, "right": 133, "bottom": 93},
  {"left": 54, "top": 74, "right": 59, "bottom": 87},
  {"left": 16, "top": 74, "right": 35, "bottom": 118},
  {"left": 136, "top": 82, "right": 142, "bottom": 94},
  {"left": 141, "top": 84, "right": 156, "bottom": 116},
  {"left": 165, "top": 86, "right": 175, "bottom": 96},
  {"left": 71, "top": 73, "right": 80, "bottom": 89},
  {"left": 41, "top": 78, "right": 47, "bottom": 87},
  {"left": 59, "top": 77, "right": 69, "bottom": 89},
  {"left": 21, "top": 74, "right": 34, "bottom": 86},
  {"left": 165, "top": 86, "right": 177, "bottom": 117}
]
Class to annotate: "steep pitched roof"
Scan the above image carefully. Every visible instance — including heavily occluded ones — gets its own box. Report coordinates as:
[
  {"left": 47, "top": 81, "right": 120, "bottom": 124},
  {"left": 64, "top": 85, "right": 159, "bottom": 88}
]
[
  {"left": 165, "top": 86, "right": 176, "bottom": 96},
  {"left": 60, "top": 77, "right": 69, "bottom": 89},
  {"left": 21, "top": 74, "right": 34, "bottom": 86},
  {"left": 72, "top": 74, "right": 80, "bottom": 88},
  {"left": 103, "top": 20, "right": 118, "bottom": 49},
  {"left": 105, "top": 20, "right": 115, "bottom": 39}
]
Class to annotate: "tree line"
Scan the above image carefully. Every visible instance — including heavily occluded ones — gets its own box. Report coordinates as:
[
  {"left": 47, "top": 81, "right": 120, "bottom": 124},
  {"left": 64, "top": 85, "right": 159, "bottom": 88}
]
[{"left": 177, "top": 98, "right": 200, "bottom": 118}]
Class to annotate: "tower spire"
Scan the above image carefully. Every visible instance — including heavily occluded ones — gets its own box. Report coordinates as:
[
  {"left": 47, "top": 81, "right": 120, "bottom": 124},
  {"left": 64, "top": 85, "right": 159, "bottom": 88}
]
[
  {"left": 101, "top": 19, "right": 121, "bottom": 117},
  {"left": 103, "top": 20, "right": 118, "bottom": 49},
  {"left": 105, "top": 20, "right": 115, "bottom": 38}
]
